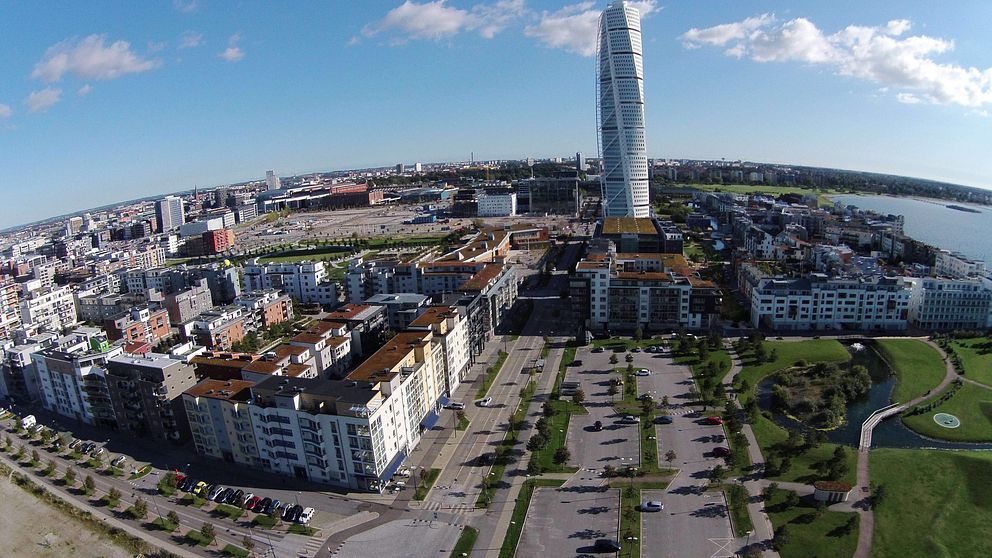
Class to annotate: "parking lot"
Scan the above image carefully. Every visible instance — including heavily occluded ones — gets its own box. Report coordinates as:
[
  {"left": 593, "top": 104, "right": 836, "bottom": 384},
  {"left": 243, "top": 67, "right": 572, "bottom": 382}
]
[{"left": 517, "top": 486, "right": 620, "bottom": 558}]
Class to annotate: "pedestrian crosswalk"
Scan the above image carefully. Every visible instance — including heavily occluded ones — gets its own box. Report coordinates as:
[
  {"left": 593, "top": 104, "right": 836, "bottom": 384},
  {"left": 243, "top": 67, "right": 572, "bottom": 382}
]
[
  {"left": 421, "top": 500, "right": 475, "bottom": 514},
  {"left": 297, "top": 534, "right": 325, "bottom": 557}
]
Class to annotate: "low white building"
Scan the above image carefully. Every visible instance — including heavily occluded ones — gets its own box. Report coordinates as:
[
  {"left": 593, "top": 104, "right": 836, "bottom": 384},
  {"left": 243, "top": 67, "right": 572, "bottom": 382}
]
[
  {"left": 477, "top": 190, "right": 516, "bottom": 217},
  {"left": 935, "top": 250, "right": 985, "bottom": 279}
]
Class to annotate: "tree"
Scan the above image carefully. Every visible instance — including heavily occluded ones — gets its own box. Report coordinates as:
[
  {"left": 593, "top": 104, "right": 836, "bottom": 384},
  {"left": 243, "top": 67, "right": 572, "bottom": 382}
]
[
  {"left": 607, "top": 384, "right": 620, "bottom": 398},
  {"left": 128, "top": 497, "right": 147, "bottom": 519},
  {"left": 711, "top": 464, "right": 726, "bottom": 482},
  {"left": 200, "top": 521, "right": 216, "bottom": 544},
  {"left": 45, "top": 458, "right": 56, "bottom": 476},
  {"left": 871, "top": 483, "right": 886, "bottom": 508},
  {"left": 63, "top": 467, "right": 76, "bottom": 486},
  {"left": 661, "top": 395, "right": 670, "bottom": 408},
  {"left": 83, "top": 475, "right": 95, "bottom": 493},
  {"left": 108, "top": 486, "right": 121, "bottom": 504},
  {"left": 527, "top": 459, "right": 542, "bottom": 475},
  {"left": 633, "top": 328, "right": 643, "bottom": 342},
  {"left": 31, "top": 449, "right": 39, "bottom": 464},
  {"left": 455, "top": 409, "right": 467, "bottom": 426},
  {"left": 603, "top": 464, "right": 617, "bottom": 478},
  {"left": 665, "top": 450, "right": 677, "bottom": 465},
  {"left": 762, "top": 482, "right": 779, "bottom": 502},
  {"left": 39, "top": 429, "right": 52, "bottom": 445},
  {"left": 625, "top": 354, "right": 634, "bottom": 363},
  {"left": 167, "top": 510, "right": 180, "bottom": 527},
  {"left": 784, "top": 490, "right": 801, "bottom": 509},
  {"left": 609, "top": 354, "right": 618, "bottom": 365},
  {"left": 553, "top": 447, "right": 571, "bottom": 465},
  {"left": 773, "top": 525, "right": 790, "bottom": 551},
  {"left": 542, "top": 401, "right": 556, "bottom": 417},
  {"left": 640, "top": 396, "right": 656, "bottom": 416}
]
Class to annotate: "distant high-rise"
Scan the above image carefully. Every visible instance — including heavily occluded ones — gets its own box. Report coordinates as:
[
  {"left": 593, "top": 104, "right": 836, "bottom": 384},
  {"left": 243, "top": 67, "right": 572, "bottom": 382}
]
[
  {"left": 396, "top": 163, "right": 405, "bottom": 174},
  {"left": 265, "top": 170, "right": 281, "bottom": 191},
  {"left": 414, "top": 162, "right": 422, "bottom": 173},
  {"left": 155, "top": 196, "right": 185, "bottom": 232},
  {"left": 576, "top": 152, "right": 585, "bottom": 172},
  {"left": 598, "top": 1, "right": 649, "bottom": 218}
]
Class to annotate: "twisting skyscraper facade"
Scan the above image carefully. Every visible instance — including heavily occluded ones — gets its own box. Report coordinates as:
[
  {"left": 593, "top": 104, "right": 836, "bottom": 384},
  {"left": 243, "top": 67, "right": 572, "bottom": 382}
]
[{"left": 598, "top": 1, "right": 649, "bottom": 218}]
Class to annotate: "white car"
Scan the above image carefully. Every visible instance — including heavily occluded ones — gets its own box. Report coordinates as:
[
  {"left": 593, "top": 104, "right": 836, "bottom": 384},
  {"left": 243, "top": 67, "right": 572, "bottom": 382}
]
[
  {"left": 298, "top": 507, "right": 315, "bottom": 524},
  {"left": 619, "top": 415, "right": 641, "bottom": 424},
  {"left": 636, "top": 369, "right": 651, "bottom": 376},
  {"left": 111, "top": 455, "right": 127, "bottom": 468},
  {"left": 476, "top": 397, "right": 493, "bottom": 407},
  {"left": 640, "top": 501, "right": 664, "bottom": 512},
  {"left": 445, "top": 402, "right": 466, "bottom": 410}
]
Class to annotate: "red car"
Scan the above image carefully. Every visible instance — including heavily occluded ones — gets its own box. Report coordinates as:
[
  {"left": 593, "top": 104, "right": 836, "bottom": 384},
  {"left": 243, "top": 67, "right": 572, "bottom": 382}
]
[
  {"left": 705, "top": 416, "right": 724, "bottom": 426},
  {"left": 245, "top": 496, "right": 262, "bottom": 511},
  {"left": 174, "top": 471, "right": 186, "bottom": 484}
]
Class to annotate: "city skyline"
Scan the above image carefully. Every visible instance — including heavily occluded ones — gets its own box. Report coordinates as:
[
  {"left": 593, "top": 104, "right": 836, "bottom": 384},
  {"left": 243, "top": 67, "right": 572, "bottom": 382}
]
[{"left": 2, "top": 1, "right": 991, "bottom": 228}]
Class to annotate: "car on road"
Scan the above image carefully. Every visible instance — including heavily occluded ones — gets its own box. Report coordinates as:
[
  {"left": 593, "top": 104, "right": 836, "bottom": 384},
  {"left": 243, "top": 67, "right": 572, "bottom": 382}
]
[
  {"left": 713, "top": 447, "right": 731, "bottom": 457},
  {"left": 594, "top": 539, "right": 622, "bottom": 552},
  {"left": 111, "top": 455, "right": 127, "bottom": 468},
  {"left": 193, "top": 481, "right": 208, "bottom": 496},
  {"left": 654, "top": 415, "right": 673, "bottom": 425},
  {"left": 298, "top": 507, "right": 315, "bottom": 524},
  {"left": 476, "top": 397, "right": 493, "bottom": 407},
  {"left": 635, "top": 369, "right": 651, "bottom": 376},
  {"left": 618, "top": 415, "right": 640, "bottom": 424},
  {"left": 592, "top": 420, "right": 603, "bottom": 431},
  {"left": 208, "top": 485, "right": 226, "bottom": 501},
  {"left": 591, "top": 347, "right": 604, "bottom": 353},
  {"left": 445, "top": 402, "right": 465, "bottom": 410},
  {"left": 640, "top": 501, "right": 664, "bottom": 512},
  {"left": 704, "top": 416, "right": 724, "bottom": 425}
]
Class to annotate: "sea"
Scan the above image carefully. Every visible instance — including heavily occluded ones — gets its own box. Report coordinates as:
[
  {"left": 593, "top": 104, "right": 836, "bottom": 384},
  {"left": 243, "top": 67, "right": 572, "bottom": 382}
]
[{"left": 831, "top": 194, "right": 992, "bottom": 266}]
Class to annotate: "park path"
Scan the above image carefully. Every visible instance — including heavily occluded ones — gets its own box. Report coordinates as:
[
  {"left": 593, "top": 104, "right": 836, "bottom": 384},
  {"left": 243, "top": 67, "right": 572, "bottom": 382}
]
[
  {"left": 722, "top": 344, "right": 781, "bottom": 558},
  {"left": 851, "top": 338, "right": 959, "bottom": 558}
]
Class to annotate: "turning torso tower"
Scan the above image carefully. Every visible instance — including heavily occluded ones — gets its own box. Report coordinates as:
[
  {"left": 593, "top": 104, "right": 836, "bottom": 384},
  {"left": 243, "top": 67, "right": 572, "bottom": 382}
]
[{"left": 598, "top": 1, "right": 649, "bottom": 218}]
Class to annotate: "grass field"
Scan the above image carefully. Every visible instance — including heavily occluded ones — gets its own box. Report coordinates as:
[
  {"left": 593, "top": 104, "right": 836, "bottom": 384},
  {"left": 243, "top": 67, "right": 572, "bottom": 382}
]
[
  {"left": 738, "top": 340, "right": 856, "bottom": 485},
  {"left": 723, "top": 483, "right": 754, "bottom": 537},
  {"left": 450, "top": 526, "right": 478, "bottom": 557},
  {"left": 765, "top": 488, "right": 859, "bottom": 558},
  {"left": 870, "top": 448, "right": 992, "bottom": 558},
  {"left": 902, "top": 382, "right": 992, "bottom": 442},
  {"left": 529, "top": 399, "right": 584, "bottom": 473},
  {"left": 874, "top": 339, "right": 946, "bottom": 404},
  {"left": 620, "top": 487, "right": 640, "bottom": 558},
  {"left": 413, "top": 468, "right": 441, "bottom": 500},
  {"left": 950, "top": 337, "right": 992, "bottom": 387}
]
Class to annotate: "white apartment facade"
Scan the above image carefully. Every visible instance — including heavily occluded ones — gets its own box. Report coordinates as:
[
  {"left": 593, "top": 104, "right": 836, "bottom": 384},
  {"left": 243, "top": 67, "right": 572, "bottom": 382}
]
[
  {"left": 477, "top": 191, "right": 517, "bottom": 217},
  {"left": 183, "top": 379, "right": 261, "bottom": 468},
  {"left": 19, "top": 284, "right": 79, "bottom": 335},
  {"left": 935, "top": 250, "right": 986, "bottom": 279},
  {"left": 407, "top": 306, "right": 470, "bottom": 396},
  {"left": 905, "top": 276, "right": 992, "bottom": 331},
  {"left": 243, "top": 259, "right": 338, "bottom": 305},
  {"left": 33, "top": 329, "right": 124, "bottom": 427}
]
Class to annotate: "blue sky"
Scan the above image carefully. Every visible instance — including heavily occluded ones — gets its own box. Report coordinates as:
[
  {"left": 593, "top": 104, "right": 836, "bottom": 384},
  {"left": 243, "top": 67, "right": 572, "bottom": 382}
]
[{"left": 1, "top": 0, "right": 991, "bottom": 229}]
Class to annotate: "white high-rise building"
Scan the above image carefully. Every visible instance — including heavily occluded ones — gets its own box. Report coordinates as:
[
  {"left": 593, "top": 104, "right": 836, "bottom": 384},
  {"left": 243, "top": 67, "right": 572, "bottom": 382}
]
[
  {"left": 598, "top": 1, "right": 649, "bottom": 218},
  {"left": 155, "top": 196, "right": 185, "bottom": 232},
  {"left": 265, "top": 170, "right": 281, "bottom": 191}
]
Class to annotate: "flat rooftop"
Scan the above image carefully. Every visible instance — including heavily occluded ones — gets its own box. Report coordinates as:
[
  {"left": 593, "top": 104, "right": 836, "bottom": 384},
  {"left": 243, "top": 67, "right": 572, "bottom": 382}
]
[
  {"left": 185, "top": 378, "right": 254, "bottom": 402},
  {"left": 602, "top": 217, "right": 656, "bottom": 235},
  {"left": 346, "top": 331, "right": 431, "bottom": 382}
]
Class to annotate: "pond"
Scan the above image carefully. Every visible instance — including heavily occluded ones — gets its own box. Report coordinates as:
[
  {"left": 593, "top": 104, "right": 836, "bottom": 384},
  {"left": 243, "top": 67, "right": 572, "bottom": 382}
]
[{"left": 757, "top": 341, "right": 992, "bottom": 450}]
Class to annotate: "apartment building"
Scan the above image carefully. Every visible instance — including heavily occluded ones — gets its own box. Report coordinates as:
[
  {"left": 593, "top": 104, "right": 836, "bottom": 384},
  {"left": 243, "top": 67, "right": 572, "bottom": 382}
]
[
  {"left": 749, "top": 273, "right": 909, "bottom": 332},
  {"left": 407, "top": 306, "right": 470, "bottom": 396},
  {"left": 365, "top": 293, "right": 429, "bottom": 331},
  {"left": 162, "top": 279, "right": 214, "bottom": 325},
  {"left": 934, "top": 250, "right": 986, "bottom": 278},
  {"left": 105, "top": 352, "right": 198, "bottom": 441},
  {"left": 324, "top": 304, "right": 390, "bottom": 358},
  {"left": 240, "top": 345, "right": 318, "bottom": 383},
  {"left": 235, "top": 289, "right": 294, "bottom": 329},
  {"left": 572, "top": 251, "right": 722, "bottom": 333},
  {"left": 19, "top": 284, "right": 79, "bottom": 335},
  {"left": 32, "top": 329, "right": 124, "bottom": 427},
  {"left": 183, "top": 379, "right": 261, "bottom": 467},
  {"left": 77, "top": 293, "right": 130, "bottom": 323},
  {"left": 104, "top": 305, "right": 171, "bottom": 346},
  {"left": 288, "top": 320, "right": 353, "bottom": 378},
  {"left": 905, "top": 276, "right": 992, "bottom": 331},
  {"left": 242, "top": 259, "right": 338, "bottom": 305},
  {"left": 476, "top": 189, "right": 517, "bottom": 217},
  {"left": 180, "top": 305, "right": 247, "bottom": 350},
  {"left": 0, "top": 277, "right": 22, "bottom": 342}
]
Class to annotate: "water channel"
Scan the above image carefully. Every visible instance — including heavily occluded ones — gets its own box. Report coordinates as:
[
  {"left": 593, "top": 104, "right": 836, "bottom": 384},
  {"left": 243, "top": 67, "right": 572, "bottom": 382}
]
[{"left": 756, "top": 341, "right": 992, "bottom": 450}]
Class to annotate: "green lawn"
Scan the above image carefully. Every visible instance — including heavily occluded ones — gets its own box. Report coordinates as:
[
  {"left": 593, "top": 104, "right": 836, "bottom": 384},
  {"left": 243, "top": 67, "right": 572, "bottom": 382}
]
[
  {"left": 870, "top": 448, "right": 992, "bottom": 558},
  {"left": 684, "top": 241, "right": 706, "bottom": 261},
  {"left": 765, "top": 488, "right": 859, "bottom": 558},
  {"left": 252, "top": 514, "right": 279, "bottom": 528},
  {"left": 128, "top": 465, "right": 152, "bottom": 480},
  {"left": 450, "top": 526, "right": 478, "bottom": 557},
  {"left": 874, "top": 339, "right": 946, "bottom": 404},
  {"left": 529, "top": 399, "right": 584, "bottom": 473},
  {"left": 950, "top": 337, "right": 992, "bottom": 387},
  {"left": 212, "top": 503, "right": 245, "bottom": 520},
  {"left": 723, "top": 483, "right": 754, "bottom": 537},
  {"left": 552, "top": 347, "right": 576, "bottom": 397},
  {"left": 413, "top": 468, "right": 441, "bottom": 500},
  {"left": 737, "top": 340, "right": 855, "bottom": 485},
  {"left": 288, "top": 524, "right": 317, "bottom": 536},
  {"left": 180, "top": 493, "right": 208, "bottom": 508},
  {"left": 456, "top": 415, "right": 471, "bottom": 431},
  {"left": 185, "top": 530, "right": 214, "bottom": 547},
  {"left": 902, "top": 381, "right": 992, "bottom": 442},
  {"left": 151, "top": 517, "right": 178, "bottom": 532},
  {"left": 620, "top": 487, "right": 640, "bottom": 558},
  {"left": 221, "top": 544, "right": 250, "bottom": 558},
  {"left": 498, "top": 479, "right": 565, "bottom": 558}
]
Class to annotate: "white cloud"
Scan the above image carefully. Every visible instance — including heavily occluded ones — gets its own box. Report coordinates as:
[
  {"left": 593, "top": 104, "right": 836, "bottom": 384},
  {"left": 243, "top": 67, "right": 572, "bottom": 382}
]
[
  {"left": 76, "top": 84, "right": 92, "bottom": 97},
  {"left": 178, "top": 31, "right": 204, "bottom": 49},
  {"left": 362, "top": 0, "right": 526, "bottom": 42},
  {"left": 24, "top": 88, "right": 62, "bottom": 113},
  {"left": 31, "top": 35, "right": 160, "bottom": 83},
  {"left": 219, "top": 34, "right": 244, "bottom": 62},
  {"left": 0, "top": 104, "right": 11, "bottom": 119},
  {"left": 524, "top": 0, "right": 659, "bottom": 57},
  {"left": 680, "top": 15, "right": 992, "bottom": 109},
  {"left": 173, "top": 0, "right": 198, "bottom": 14}
]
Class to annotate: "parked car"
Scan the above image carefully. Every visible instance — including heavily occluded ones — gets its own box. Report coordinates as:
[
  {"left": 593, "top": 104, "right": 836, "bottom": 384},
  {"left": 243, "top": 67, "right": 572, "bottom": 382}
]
[
  {"left": 445, "top": 402, "right": 466, "bottom": 410},
  {"left": 217, "top": 488, "right": 234, "bottom": 503},
  {"left": 240, "top": 492, "right": 255, "bottom": 507},
  {"left": 654, "top": 415, "right": 674, "bottom": 425},
  {"left": 640, "top": 501, "right": 664, "bottom": 512},
  {"left": 90, "top": 447, "right": 105, "bottom": 458},
  {"left": 193, "top": 481, "right": 208, "bottom": 496},
  {"left": 592, "top": 347, "right": 604, "bottom": 353},
  {"left": 227, "top": 489, "right": 245, "bottom": 505},
  {"left": 631, "top": 347, "right": 641, "bottom": 353},
  {"left": 571, "top": 359, "right": 584, "bottom": 367},
  {"left": 618, "top": 415, "right": 640, "bottom": 424},
  {"left": 635, "top": 369, "right": 651, "bottom": 377},
  {"left": 80, "top": 442, "right": 94, "bottom": 454},
  {"left": 246, "top": 496, "right": 262, "bottom": 511},
  {"left": 179, "top": 478, "right": 195, "bottom": 492},
  {"left": 704, "top": 416, "right": 724, "bottom": 425},
  {"left": 174, "top": 472, "right": 186, "bottom": 484},
  {"left": 594, "top": 539, "right": 622, "bottom": 552},
  {"left": 257, "top": 497, "right": 272, "bottom": 514},
  {"left": 713, "top": 447, "right": 731, "bottom": 457},
  {"left": 476, "top": 397, "right": 493, "bottom": 407},
  {"left": 208, "top": 485, "right": 226, "bottom": 501},
  {"left": 267, "top": 499, "right": 283, "bottom": 515},
  {"left": 284, "top": 504, "right": 303, "bottom": 522},
  {"left": 111, "top": 455, "right": 127, "bottom": 468},
  {"left": 298, "top": 507, "right": 315, "bottom": 524},
  {"left": 68, "top": 439, "right": 81, "bottom": 450},
  {"left": 592, "top": 420, "right": 603, "bottom": 431}
]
